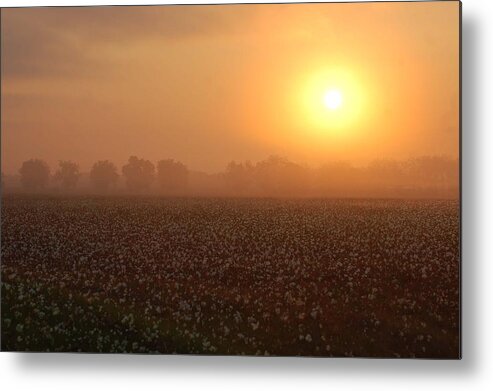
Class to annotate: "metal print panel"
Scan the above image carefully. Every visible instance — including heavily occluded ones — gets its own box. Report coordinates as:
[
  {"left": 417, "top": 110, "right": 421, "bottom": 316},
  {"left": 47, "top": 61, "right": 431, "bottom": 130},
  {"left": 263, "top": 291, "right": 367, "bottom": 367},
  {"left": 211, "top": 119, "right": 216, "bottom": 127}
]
[{"left": 0, "top": 1, "right": 461, "bottom": 358}]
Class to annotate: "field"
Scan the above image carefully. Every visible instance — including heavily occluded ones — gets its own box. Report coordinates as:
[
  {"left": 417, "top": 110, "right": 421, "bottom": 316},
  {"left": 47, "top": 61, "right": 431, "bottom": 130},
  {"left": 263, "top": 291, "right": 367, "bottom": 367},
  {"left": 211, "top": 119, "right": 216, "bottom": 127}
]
[{"left": 1, "top": 196, "right": 460, "bottom": 357}]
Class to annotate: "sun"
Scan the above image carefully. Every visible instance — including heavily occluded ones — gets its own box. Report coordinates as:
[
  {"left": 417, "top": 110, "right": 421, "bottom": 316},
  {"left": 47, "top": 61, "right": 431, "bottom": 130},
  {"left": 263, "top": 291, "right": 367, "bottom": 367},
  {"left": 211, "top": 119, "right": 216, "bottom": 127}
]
[
  {"left": 323, "top": 89, "right": 343, "bottom": 110},
  {"left": 293, "top": 67, "right": 368, "bottom": 139}
]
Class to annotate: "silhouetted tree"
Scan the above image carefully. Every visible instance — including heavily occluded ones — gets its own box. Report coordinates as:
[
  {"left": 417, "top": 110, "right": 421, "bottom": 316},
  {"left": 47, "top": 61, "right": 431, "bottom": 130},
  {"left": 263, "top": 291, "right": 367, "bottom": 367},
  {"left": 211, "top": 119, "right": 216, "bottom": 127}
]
[
  {"left": 157, "top": 159, "right": 188, "bottom": 195},
  {"left": 54, "top": 160, "right": 80, "bottom": 191},
  {"left": 90, "top": 160, "right": 119, "bottom": 191},
  {"left": 122, "top": 156, "right": 155, "bottom": 192},
  {"left": 224, "top": 160, "right": 254, "bottom": 195},
  {"left": 255, "top": 156, "right": 309, "bottom": 196},
  {"left": 19, "top": 159, "right": 50, "bottom": 191}
]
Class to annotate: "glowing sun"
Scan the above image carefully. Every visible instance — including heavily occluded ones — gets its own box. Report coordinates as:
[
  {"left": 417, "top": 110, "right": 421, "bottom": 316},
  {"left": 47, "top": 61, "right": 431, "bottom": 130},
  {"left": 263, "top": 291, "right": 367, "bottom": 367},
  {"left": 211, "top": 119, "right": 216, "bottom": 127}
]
[
  {"left": 323, "top": 89, "right": 343, "bottom": 110},
  {"left": 295, "top": 68, "right": 367, "bottom": 137}
]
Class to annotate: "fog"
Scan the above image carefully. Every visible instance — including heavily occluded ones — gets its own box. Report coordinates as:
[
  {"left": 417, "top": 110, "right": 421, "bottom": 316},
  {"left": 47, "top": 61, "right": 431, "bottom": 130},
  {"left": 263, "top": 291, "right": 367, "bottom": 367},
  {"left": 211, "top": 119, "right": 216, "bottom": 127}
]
[
  {"left": 2, "top": 154, "right": 459, "bottom": 199},
  {"left": 1, "top": 3, "right": 459, "bottom": 177}
]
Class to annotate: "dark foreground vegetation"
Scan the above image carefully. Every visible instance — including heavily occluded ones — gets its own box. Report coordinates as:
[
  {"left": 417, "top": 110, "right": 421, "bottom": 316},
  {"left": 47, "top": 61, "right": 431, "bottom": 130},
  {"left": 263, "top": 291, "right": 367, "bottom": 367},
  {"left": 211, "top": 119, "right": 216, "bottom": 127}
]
[{"left": 1, "top": 196, "right": 460, "bottom": 357}]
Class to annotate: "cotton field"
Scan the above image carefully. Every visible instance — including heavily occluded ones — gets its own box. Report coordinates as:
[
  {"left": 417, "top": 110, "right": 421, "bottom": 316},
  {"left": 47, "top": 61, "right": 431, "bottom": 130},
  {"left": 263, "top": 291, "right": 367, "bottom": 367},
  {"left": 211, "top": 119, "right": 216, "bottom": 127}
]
[{"left": 0, "top": 196, "right": 460, "bottom": 357}]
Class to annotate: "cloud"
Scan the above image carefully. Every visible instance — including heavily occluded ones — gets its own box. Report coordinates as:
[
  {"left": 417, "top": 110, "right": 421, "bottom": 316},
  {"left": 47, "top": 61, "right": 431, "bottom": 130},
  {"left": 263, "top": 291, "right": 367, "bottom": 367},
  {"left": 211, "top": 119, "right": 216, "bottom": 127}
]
[{"left": 1, "top": 5, "right": 256, "bottom": 80}]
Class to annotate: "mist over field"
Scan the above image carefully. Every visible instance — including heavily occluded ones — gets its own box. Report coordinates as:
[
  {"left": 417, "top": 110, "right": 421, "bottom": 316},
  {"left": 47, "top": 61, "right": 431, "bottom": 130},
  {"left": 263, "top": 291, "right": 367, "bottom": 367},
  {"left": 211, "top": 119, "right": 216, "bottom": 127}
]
[
  {"left": 2, "top": 154, "right": 459, "bottom": 199},
  {"left": 2, "top": 3, "right": 458, "bottom": 177}
]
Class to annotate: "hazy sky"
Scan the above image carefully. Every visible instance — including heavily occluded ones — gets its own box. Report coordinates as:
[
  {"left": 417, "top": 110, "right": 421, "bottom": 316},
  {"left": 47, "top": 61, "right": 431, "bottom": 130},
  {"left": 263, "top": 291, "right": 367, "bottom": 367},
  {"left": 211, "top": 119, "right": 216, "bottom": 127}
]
[{"left": 1, "top": 2, "right": 459, "bottom": 174}]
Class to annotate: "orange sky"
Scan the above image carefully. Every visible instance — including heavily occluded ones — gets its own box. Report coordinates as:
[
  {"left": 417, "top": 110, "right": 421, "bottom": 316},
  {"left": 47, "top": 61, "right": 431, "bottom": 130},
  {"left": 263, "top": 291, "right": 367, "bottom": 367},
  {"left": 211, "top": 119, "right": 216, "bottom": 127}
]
[{"left": 1, "top": 1, "right": 460, "bottom": 174}]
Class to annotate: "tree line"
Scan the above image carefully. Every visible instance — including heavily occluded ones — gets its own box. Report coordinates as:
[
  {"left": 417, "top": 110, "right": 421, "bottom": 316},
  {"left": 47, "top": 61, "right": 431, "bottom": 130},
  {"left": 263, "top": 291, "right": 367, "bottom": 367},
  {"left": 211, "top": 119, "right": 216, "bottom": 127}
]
[
  {"left": 6, "top": 156, "right": 188, "bottom": 194},
  {"left": 224, "top": 155, "right": 458, "bottom": 198},
  {"left": 1, "top": 155, "right": 459, "bottom": 198}
]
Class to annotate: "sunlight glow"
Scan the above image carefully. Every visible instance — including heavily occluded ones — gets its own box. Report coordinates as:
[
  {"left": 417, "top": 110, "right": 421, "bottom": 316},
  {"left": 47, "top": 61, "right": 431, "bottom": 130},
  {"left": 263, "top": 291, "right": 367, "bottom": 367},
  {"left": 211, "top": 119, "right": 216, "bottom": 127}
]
[
  {"left": 294, "top": 67, "right": 369, "bottom": 139},
  {"left": 323, "top": 89, "right": 343, "bottom": 110}
]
